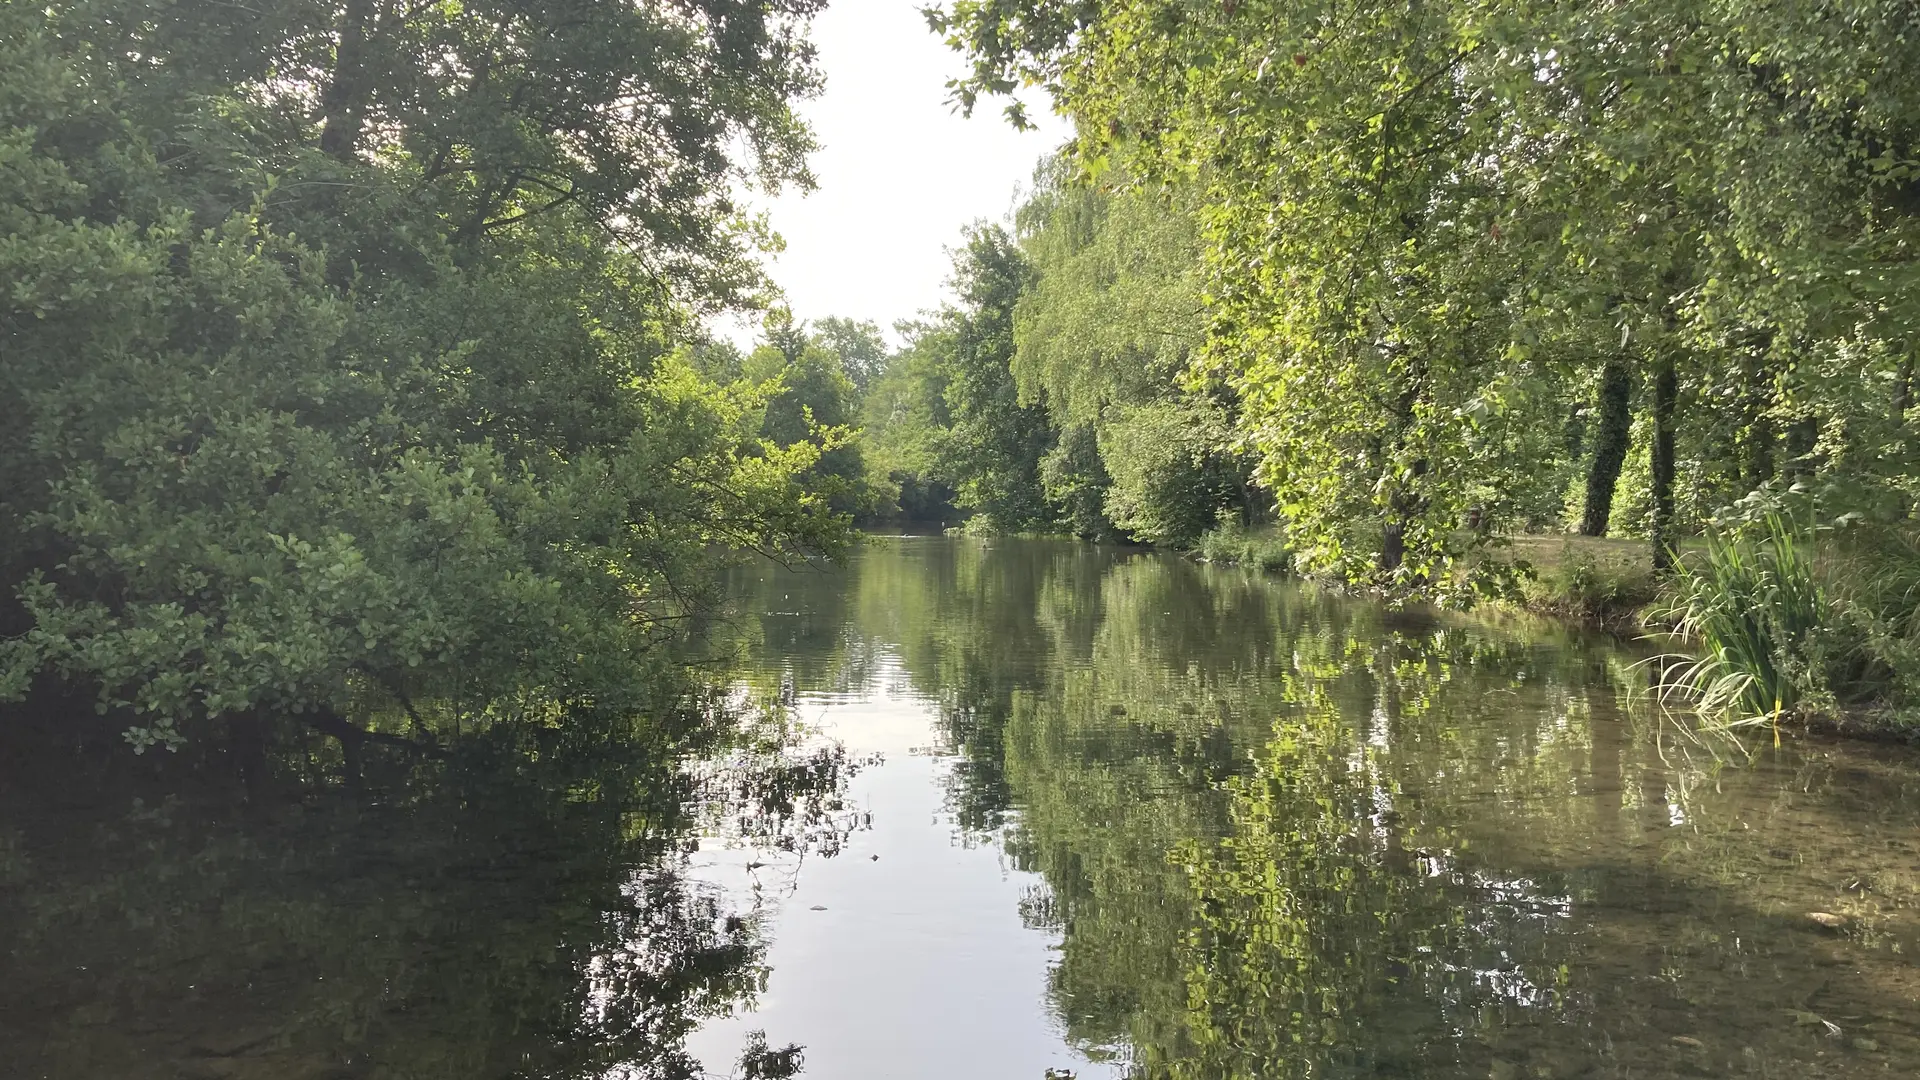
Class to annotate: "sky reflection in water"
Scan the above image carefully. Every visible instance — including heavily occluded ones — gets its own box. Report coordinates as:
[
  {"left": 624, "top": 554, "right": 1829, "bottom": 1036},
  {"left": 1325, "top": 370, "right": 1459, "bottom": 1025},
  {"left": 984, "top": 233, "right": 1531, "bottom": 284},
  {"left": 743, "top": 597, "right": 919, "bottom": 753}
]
[
  {"left": 6, "top": 536, "right": 1920, "bottom": 1080},
  {"left": 693, "top": 536, "right": 1920, "bottom": 1080}
]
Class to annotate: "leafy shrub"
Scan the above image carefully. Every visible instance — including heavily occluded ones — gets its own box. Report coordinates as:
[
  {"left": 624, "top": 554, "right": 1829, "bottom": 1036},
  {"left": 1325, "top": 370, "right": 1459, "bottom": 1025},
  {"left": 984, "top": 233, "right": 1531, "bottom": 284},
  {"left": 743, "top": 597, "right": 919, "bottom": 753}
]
[
  {"left": 1196, "top": 522, "right": 1292, "bottom": 573},
  {"left": 1819, "top": 525, "right": 1920, "bottom": 729},
  {"left": 1517, "top": 541, "right": 1659, "bottom": 622}
]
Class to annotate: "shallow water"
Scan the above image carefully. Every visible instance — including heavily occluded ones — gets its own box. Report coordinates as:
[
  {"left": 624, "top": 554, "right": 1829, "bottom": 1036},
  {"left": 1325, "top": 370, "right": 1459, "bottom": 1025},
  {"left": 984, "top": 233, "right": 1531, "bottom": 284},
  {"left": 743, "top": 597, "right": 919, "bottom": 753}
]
[
  {"left": 692, "top": 536, "right": 1920, "bottom": 1079},
  {"left": 6, "top": 536, "right": 1920, "bottom": 1079}
]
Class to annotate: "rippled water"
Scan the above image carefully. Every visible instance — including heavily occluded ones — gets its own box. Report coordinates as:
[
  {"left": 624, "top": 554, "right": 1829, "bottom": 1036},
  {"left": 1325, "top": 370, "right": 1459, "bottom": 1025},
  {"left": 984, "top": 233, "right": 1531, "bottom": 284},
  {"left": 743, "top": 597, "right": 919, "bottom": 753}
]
[{"left": 6, "top": 536, "right": 1920, "bottom": 1079}]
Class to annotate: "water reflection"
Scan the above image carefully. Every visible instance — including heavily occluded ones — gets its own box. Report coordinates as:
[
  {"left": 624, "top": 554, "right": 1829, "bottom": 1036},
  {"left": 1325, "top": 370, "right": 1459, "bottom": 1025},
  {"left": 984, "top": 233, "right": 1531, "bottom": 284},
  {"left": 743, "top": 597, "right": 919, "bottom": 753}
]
[
  {"left": 8, "top": 538, "right": 1918, "bottom": 1079},
  {"left": 715, "top": 537, "right": 1920, "bottom": 1079},
  {"left": 0, "top": 704, "right": 851, "bottom": 1080}
]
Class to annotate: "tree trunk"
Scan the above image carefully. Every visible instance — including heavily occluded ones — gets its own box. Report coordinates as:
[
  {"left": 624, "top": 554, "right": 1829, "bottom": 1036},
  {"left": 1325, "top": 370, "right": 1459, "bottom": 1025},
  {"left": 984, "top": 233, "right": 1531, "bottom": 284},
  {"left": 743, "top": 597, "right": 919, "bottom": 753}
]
[
  {"left": 1784, "top": 414, "right": 1819, "bottom": 484},
  {"left": 1579, "top": 360, "right": 1633, "bottom": 536},
  {"left": 319, "top": 0, "right": 378, "bottom": 160},
  {"left": 1739, "top": 355, "right": 1775, "bottom": 493},
  {"left": 1649, "top": 349, "right": 1678, "bottom": 572}
]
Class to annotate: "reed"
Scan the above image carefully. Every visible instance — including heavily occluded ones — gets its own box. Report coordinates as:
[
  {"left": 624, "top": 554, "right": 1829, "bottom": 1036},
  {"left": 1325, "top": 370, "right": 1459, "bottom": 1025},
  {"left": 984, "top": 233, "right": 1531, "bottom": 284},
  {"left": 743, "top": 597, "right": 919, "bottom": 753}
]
[{"left": 1649, "top": 511, "right": 1826, "bottom": 740}]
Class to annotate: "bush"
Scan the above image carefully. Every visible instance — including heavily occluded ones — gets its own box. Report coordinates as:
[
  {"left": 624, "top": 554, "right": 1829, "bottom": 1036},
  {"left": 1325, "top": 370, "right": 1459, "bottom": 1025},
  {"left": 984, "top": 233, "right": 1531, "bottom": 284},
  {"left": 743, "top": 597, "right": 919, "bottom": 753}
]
[
  {"left": 1820, "top": 524, "right": 1920, "bottom": 728},
  {"left": 1514, "top": 540, "right": 1660, "bottom": 622},
  {"left": 1196, "top": 522, "right": 1292, "bottom": 573}
]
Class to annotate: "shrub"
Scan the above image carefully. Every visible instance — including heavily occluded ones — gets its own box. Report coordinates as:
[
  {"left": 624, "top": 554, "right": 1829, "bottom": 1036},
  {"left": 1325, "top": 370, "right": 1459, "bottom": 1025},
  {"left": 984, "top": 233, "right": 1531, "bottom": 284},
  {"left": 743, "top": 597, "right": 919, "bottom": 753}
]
[{"left": 1196, "top": 522, "right": 1292, "bottom": 574}]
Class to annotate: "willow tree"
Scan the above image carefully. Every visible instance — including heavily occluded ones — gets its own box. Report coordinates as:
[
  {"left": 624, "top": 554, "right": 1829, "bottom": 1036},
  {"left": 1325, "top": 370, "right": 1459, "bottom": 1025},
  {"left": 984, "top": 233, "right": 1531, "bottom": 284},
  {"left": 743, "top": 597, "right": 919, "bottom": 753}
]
[
  {"left": 934, "top": 0, "right": 1545, "bottom": 588},
  {"left": 932, "top": 0, "right": 1920, "bottom": 585},
  {"left": 1013, "top": 159, "right": 1253, "bottom": 545}
]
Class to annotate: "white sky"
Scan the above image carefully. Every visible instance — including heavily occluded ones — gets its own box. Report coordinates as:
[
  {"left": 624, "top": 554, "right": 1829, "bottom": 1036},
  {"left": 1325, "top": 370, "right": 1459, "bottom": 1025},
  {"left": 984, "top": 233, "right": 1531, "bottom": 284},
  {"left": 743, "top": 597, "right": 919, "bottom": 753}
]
[{"left": 714, "top": 0, "right": 1071, "bottom": 349}]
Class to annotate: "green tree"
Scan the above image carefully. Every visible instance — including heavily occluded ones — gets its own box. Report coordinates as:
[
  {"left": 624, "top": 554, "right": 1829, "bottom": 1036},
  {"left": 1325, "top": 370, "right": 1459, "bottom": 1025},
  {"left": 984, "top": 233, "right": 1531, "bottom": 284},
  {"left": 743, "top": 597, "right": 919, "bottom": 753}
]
[
  {"left": 743, "top": 311, "right": 872, "bottom": 514},
  {"left": 933, "top": 225, "right": 1059, "bottom": 532},
  {"left": 813, "top": 316, "right": 891, "bottom": 396},
  {"left": 0, "top": 0, "right": 848, "bottom": 753},
  {"left": 930, "top": 0, "right": 1920, "bottom": 591}
]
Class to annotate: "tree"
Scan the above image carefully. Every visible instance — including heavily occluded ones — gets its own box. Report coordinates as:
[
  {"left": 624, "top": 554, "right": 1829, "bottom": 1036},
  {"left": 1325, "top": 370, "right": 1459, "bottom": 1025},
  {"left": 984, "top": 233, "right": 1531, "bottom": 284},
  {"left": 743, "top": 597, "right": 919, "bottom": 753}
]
[
  {"left": 933, "top": 225, "right": 1059, "bottom": 532},
  {"left": 0, "top": 0, "right": 847, "bottom": 753},
  {"left": 743, "top": 311, "right": 872, "bottom": 513},
  {"left": 1012, "top": 159, "right": 1255, "bottom": 545},
  {"left": 930, "top": 0, "right": 1920, "bottom": 593},
  {"left": 813, "top": 316, "right": 891, "bottom": 396}
]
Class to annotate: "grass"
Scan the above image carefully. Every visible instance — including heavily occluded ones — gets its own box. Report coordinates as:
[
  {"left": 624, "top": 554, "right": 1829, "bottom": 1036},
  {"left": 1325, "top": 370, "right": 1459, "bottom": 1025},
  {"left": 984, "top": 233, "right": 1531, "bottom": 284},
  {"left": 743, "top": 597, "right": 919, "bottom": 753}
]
[
  {"left": 1500, "top": 534, "right": 1663, "bottom": 626},
  {"left": 1644, "top": 513, "right": 1826, "bottom": 740}
]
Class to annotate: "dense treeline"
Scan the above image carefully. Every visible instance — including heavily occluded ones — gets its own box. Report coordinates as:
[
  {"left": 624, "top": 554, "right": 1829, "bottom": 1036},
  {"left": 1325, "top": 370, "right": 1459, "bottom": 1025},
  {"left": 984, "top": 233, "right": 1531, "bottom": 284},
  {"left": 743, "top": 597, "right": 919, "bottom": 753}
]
[
  {"left": 0, "top": 0, "right": 854, "bottom": 753},
  {"left": 849, "top": 168, "right": 1261, "bottom": 547},
  {"left": 926, "top": 0, "right": 1920, "bottom": 573},
  {"left": 857, "top": 0, "right": 1920, "bottom": 726}
]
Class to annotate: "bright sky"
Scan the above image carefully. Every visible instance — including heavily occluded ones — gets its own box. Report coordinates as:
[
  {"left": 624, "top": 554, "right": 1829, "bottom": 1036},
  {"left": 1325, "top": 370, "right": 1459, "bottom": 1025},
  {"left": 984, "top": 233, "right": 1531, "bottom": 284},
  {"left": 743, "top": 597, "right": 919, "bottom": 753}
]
[{"left": 714, "top": 0, "right": 1071, "bottom": 349}]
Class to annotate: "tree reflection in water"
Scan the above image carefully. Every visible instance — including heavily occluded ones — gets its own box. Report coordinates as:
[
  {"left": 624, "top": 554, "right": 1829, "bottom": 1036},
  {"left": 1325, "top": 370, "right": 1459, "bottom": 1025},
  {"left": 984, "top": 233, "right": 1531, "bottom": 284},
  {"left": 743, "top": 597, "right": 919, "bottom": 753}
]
[
  {"left": 0, "top": 697, "right": 854, "bottom": 1080},
  {"left": 15, "top": 536, "right": 1920, "bottom": 1080},
  {"left": 727, "top": 537, "right": 1920, "bottom": 1080}
]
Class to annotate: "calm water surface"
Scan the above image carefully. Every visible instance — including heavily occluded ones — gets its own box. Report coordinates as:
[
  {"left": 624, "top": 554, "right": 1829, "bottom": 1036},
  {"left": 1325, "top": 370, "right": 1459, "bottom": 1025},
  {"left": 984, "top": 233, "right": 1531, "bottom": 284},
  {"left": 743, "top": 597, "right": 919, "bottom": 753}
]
[{"left": 7, "top": 536, "right": 1920, "bottom": 1079}]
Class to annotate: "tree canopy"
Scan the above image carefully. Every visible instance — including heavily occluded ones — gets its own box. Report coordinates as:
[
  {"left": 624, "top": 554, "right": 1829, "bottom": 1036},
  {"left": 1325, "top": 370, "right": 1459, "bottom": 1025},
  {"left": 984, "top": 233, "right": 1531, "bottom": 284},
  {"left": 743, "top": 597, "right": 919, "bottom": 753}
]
[
  {"left": 920, "top": 0, "right": 1920, "bottom": 591},
  {"left": 0, "top": 0, "right": 849, "bottom": 752}
]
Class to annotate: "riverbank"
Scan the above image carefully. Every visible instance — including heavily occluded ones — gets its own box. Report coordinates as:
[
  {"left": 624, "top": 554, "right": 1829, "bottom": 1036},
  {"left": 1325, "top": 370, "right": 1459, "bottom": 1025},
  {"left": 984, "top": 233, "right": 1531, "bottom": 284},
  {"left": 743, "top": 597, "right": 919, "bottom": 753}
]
[
  {"left": 1191, "top": 526, "right": 1920, "bottom": 742},
  {"left": 1500, "top": 534, "right": 1662, "bottom": 630},
  {"left": 1192, "top": 526, "right": 1658, "bottom": 629}
]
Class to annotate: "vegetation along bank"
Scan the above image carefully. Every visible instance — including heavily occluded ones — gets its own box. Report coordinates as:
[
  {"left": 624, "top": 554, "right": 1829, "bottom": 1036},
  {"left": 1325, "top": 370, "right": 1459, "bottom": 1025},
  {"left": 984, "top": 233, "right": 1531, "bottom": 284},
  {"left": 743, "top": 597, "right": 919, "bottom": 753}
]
[{"left": 6, "top": 0, "right": 1920, "bottom": 753}]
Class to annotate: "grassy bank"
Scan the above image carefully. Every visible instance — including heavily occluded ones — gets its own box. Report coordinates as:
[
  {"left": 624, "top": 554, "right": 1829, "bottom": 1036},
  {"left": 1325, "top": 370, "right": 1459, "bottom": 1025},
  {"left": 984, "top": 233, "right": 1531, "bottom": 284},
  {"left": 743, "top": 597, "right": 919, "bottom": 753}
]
[
  {"left": 1500, "top": 535, "right": 1663, "bottom": 629},
  {"left": 1189, "top": 521, "right": 1920, "bottom": 741},
  {"left": 1193, "top": 526, "right": 1659, "bottom": 626}
]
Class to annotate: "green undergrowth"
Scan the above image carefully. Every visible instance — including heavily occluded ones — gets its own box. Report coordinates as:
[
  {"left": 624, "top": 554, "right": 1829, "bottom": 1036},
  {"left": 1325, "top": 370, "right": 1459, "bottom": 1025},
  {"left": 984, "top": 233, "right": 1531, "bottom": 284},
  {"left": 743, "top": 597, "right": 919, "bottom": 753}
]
[
  {"left": 1502, "top": 535, "right": 1663, "bottom": 627},
  {"left": 1171, "top": 518, "right": 1920, "bottom": 741},
  {"left": 1193, "top": 523, "right": 1293, "bottom": 574},
  {"left": 1640, "top": 507, "right": 1920, "bottom": 740}
]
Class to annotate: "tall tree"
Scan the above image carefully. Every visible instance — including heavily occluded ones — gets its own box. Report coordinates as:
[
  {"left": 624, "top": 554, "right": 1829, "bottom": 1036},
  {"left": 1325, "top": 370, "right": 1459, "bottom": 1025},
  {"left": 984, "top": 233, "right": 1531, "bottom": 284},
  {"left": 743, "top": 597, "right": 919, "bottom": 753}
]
[
  {"left": 0, "top": 0, "right": 845, "bottom": 752},
  {"left": 934, "top": 225, "right": 1059, "bottom": 532}
]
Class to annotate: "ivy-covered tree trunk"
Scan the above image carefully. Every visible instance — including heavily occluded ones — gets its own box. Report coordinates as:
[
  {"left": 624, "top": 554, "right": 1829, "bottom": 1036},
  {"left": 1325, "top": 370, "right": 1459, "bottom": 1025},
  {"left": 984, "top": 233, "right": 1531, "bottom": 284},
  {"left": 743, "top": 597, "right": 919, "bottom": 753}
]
[
  {"left": 1649, "top": 349, "right": 1678, "bottom": 572},
  {"left": 1739, "top": 350, "right": 1776, "bottom": 492},
  {"left": 1579, "top": 360, "right": 1633, "bottom": 537}
]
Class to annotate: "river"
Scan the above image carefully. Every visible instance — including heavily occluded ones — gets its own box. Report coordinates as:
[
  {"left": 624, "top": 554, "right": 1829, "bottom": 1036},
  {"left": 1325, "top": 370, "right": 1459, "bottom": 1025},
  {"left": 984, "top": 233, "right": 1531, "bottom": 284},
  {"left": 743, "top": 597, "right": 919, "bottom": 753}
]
[{"left": 6, "top": 536, "right": 1920, "bottom": 1078}]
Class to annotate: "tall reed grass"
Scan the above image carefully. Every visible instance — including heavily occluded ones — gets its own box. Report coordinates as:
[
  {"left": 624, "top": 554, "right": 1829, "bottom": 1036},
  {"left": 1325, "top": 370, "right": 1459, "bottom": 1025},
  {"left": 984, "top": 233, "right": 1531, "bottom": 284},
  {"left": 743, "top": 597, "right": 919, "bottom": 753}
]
[{"left": 1648, "top": 511, "right": 1827, "bottom": 740}]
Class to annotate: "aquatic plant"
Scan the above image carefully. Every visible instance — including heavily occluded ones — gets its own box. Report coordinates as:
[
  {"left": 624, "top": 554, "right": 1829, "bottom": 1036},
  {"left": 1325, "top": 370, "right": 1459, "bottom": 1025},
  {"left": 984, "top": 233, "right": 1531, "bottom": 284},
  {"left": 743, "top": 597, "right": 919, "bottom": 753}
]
[{"left": 1649, "top": 510, "right": 1827, "bottom": 736}]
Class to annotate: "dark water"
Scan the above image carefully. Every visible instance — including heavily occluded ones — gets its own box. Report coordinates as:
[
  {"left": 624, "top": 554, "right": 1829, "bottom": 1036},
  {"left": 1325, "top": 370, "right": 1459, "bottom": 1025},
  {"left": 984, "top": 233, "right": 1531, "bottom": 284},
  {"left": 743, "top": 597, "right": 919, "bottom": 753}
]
[{"left": 7, "top": 536, "right": 1920, "bottom": 1079}]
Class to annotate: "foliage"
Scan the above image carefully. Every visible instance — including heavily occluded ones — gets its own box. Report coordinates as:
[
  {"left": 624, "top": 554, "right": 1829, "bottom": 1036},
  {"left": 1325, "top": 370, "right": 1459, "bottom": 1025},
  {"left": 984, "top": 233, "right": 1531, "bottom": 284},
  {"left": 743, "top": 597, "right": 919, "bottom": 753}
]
[
  {"left": 1, "top": 687, "right": 853, "bottom": 1078},
  {"left": 1825, "top": 526, "right": 1920, "bottom": 727},
  {"left": 1094, "top": 402, "right": 1241, "bottom": 548},
  {"left": 1195, "top": 523, "right": 1293, "bottom": 575},
  {"left": 916, "top": 0, "right": 1920, "bottom": 719},
  {"left": 1650, "top": 509, "right": 1829, "bottom": 729},
  {"left": 742, "top": 311, "right": 873, "bottom": 514},
  {"left": 1510, "top": 538, "right": 1659, "bottom": 624},
  {"left": 811, "top": 316, "right": 890, "bottom": 396},
  {"left": 927, "top": 0, "right": 1920, "bottom": 589},
  {"left": 856, "top": 162, "right": 1255, "bottom": 543},
  {"left": 932, "top": 225, "right": 1059, "bottom": 531},
  {"left": 728, "top": 535, "right": 1920, "bottom": 1074},
  {"left": 858, "top": 321, "right": 960, "bottom": 524},
  {"left": 0, "top": 0, "right": 847, "bottom": 751}
]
